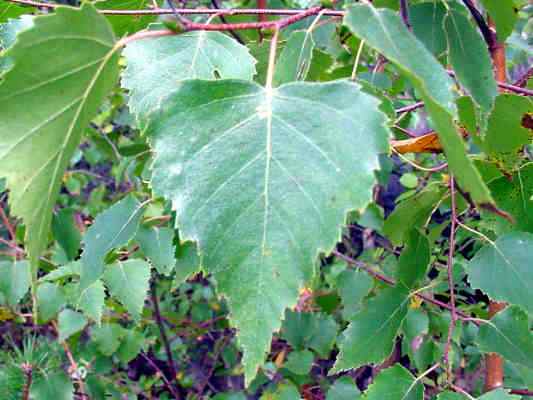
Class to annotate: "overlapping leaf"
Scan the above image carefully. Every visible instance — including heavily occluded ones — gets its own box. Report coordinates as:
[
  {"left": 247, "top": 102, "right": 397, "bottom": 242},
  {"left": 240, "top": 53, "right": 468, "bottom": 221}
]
[
  {"left": 344, "top": 4, "right": 493, "bottom": 205},
  {"left": 333, "top": 287, "right": 409, "bottom": 372},
  {"left": 0, "top": 4, "right": 120, "bottom": 274},
  {"left": 148, "top": 79, "right": 389, "bottom": 383},
  {"left": 122, "top": 31, "right": 257, "bottom": 122},
  {"left": 467, "top": 232, "right": 533, "bottom": 313}
]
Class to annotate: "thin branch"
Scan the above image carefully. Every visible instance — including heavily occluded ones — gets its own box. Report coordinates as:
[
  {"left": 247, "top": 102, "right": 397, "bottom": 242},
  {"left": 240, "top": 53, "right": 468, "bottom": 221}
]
[
  {"left": 331, "top": 250, "right": 476, "bottom": 323},
  {"left": 443, "top": 176, "right": 458, "bottom": 382},
  {"left": 140, "top": 352, "right": 181, "bottom": 399},
  {"left": 52, "top": 321, "right": 87, "bottom": 398},
  {"left": 210, "top": 0, "right": 244, "bottom": 44},
  {"left": 2, "top": 0, "right": 344, "bottom": 16},
  {"left": 396, "top": 101, "right": 424, "bottom": 114},
  {"left": 460, "top": 0, "right": 494, "bottom": 50},
  {"left": 0, "top": 205, "right": 16, "bottom": 240},
  {"left": 150, "top": 277, "right": 179, "bottom": 396},
  {"left": 514, "top": 66, "right": 533, "bottom": 88},
  {"left": 510, "top": 389, "right": 533, "bottom": 397},
  {"left": 399, "top": 0, "right": 411, "bottom": 30}
]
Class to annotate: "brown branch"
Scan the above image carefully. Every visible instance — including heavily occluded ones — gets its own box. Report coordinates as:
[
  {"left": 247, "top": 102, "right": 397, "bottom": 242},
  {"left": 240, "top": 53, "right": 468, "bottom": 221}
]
[{"left": 210, "top": 0, "right": 244, "bottom": 44}]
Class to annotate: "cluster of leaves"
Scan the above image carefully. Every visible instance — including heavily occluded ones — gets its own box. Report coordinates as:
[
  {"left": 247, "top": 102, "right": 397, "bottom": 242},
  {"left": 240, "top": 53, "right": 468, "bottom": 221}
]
[{"left": 0, "top": 0, "right": 532, "bottom": 398}]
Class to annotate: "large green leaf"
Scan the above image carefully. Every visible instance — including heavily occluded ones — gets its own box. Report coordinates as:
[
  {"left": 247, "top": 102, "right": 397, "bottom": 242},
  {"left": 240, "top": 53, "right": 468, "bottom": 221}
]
[
  {"left": 0, "top": 4, "right": 120, "bottom": 274},
  {"left": 333, "top": 287, "right": 409, "bottom": 372},
  {"left": 148, "top": 79, "right": 389, "bottom": 384},
  {"left": 365, "top": 364, "right": 424, "bottom": 400},
  {"left": 102, "top": 259, "right": 151, "bottom": 321},
  {"left": 76, "top": 280, "right": 105, "bottom": 323},
  {"left": 80, "top": 194, "right": 145, "bottom": 289},
  {"left": 477, "top": 305, "right": 533, "bottom": 370},
  {"left": 478, "top": 0, "right": 519, "bottom": 41},
  {"left": 122, "top": 31, "right": 257, "bottom": 122},
  {"left": 344, "top": 4, "right": 493, "bottom": 205},
  {"left": 444, "top": 9, "right": 497, "bottom": 113},
  {"left": 467, "top": 232, "right": 533, "bottom": 314}
]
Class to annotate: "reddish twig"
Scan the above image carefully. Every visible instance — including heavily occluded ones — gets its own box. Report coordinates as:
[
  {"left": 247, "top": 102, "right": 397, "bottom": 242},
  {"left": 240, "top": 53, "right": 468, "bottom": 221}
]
[
  {"left": 0, "top": 205, "right": 16, "bottom": 240},
  {"left": 443, "top": 176, "right": 458, "bottom": 382},
  {"left": 510, "top": 389, "right": 533, "bottom": 396},
  {"left": 2, "top": 0, "right": 344, "bottom": 16},
  {"left": 52, "top": 321, "right": 87, "bottom": 398}
]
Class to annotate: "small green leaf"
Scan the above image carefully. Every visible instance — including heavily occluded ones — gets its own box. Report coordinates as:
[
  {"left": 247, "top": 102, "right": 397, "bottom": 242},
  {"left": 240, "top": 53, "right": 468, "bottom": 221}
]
[
  {"left": 52, "top": 208, "right": 82, "bottom": 261},
  {"left": 76, "top": 280, "right": 105, "bottom": 323},
  {"left": 30, "top": 371, "right": 74, "bottom": 400},
  {"left": 484, "top": 95, "right": 533, "bottom": 155},
  {"left": 444, "top": 9, "right": 498, "bottom": 113},
  {"left": 282, "top": 310, "right": 337, "bottom": 358},
  {"left": 437, "top": 391, "right": 466, "bottom": 400},
  {"left": 399, "top": 173, "right": 418, "bottom": 189},
  {"left": 344, "top": 4, "right": 493, "bottom": 206},
  {"left": 483, "top": 164, "right": 533, "bottom": 234},
  {"left": 384, "top": 184, "right": 445, "bottom": 246},
  {"left": 333, "top": 287, "right": 409, "bottom": 372},
  {"left": 479, "top": 388, "right": 521, "bottom": 399},
  {"left": 40, "top": 261, "right": 81, "bottom": 282},
  {"left": 467, "top": 232, "right": 533, "bottom": 314},
  {"left": 478, "top": 305, "right": 533, "bottom": 370},
  {"left": 122, "top": 31, "right": 257, "bottom": 122},
  {"left": 0, "top": 260, "right": 30, "bottom": 306},
  {"left": 326, "top": 376, "right": 361, "bottom": 400},
  {"left": 0, "top": 3, "right": 33, "bottom": 24},
  {"left": 0, "top": 4, "right": 120, "bottom": 275},
  {"left": 137, "top": 226, "right": 176, "bottom": 275},
  {"left": 174, "top": 241, "right": 201, "bottom": 287},
  {"left": 80, "top": 194, "right": 145, "bottom": 289},
  {"left": 284, "top": 350, "right": 314, "bottom": 375},
  {"left": 149, "top": 79, "right": 389, "bottom": 384},
  {"left": 103, "top": 259, "right": 151, "bottom": 321},
  {"left": 366, "top": 364, "right": 424, "bottom": 400},
  {"left": 336, "top": 268, "right": 373, "bottom": 319},
  {"left": 57, "top": 308, "right": 87, "bottom": 342},
  {"left": 37, "top": 282, "right": 66, "bottom": 322},
  {"left": 92, "top": 322, "right": 127, "bottom": 355},
  {"left": 117, "top": 329, "right": 145, "bottom": 363},
  {"left": 478, "top": 0, "right": 519, "bottom": 41},
  {"left": 274, "top": 30, "right": 315, "bottom": 86},
  {"left": 397, "top": 229, "right": 430, "bottom": 289}
]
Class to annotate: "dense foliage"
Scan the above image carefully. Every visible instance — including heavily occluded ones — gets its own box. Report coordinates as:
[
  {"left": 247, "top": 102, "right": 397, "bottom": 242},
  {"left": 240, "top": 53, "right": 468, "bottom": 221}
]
[{"left": 0, "top": 0, "right": 532, "bottom": 398}]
